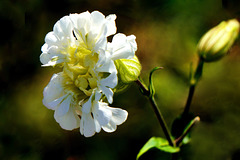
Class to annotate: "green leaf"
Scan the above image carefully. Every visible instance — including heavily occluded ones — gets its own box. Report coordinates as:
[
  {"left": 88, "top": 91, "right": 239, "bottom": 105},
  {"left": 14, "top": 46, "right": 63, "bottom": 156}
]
[
  {"left": 115, "top": 55, "right": 141, "bottom": 83},
  {"left": 136, "top": 137, "right": 180, "bottom": 160},
  {"left": 148, "top": 67, "right": 162, "bottom": 97}
]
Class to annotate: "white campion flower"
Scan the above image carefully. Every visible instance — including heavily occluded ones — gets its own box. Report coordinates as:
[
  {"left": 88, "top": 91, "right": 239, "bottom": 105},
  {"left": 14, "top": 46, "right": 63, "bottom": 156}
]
[
  {"left": 40, "top": 11, "right": 138, "bottom": 137},
  {"left": 40, "top": 11, "right": 116, "bottom": 67},
  {"left": 43, "top": 72, "right": 128, "bottom": 137}
]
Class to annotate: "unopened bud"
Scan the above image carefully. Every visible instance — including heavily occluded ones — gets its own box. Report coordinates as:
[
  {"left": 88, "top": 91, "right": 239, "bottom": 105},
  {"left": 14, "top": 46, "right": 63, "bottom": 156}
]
[
  {"left": 197, "top": 19, "right": 239, "bottom": 62},
  {"left": 115, "top": 55, "right": 142, "bottom": 84}
]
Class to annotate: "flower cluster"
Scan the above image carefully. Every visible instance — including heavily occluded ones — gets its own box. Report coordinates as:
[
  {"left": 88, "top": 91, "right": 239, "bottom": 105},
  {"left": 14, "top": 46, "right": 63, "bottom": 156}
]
[{"left": 40, "top": 11, "right": 140, "bottom": 137}]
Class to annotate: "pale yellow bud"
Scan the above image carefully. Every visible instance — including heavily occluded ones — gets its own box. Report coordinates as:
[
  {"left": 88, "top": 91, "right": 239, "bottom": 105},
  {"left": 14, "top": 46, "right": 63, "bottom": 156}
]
[
  {"left": 115, "top": 55, "right": 142, "bottom": 84},
  {"left": 197, "top": 19, "right": 239, "bottom": 62}
]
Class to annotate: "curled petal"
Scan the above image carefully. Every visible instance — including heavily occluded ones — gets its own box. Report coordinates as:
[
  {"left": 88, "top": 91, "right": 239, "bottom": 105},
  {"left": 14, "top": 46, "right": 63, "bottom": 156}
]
[{"left": 42, "top": 73, "right": 65, "bottom": 109}]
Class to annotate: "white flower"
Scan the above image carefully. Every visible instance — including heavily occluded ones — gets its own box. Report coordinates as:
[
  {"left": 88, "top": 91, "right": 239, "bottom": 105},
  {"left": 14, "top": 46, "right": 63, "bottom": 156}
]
[
  {"left": 43, "top": 72, "right": 128, "bottom": 137},
  {"left": 40, "top": 11, "right": 116, "bottom": 67},
  {"left": 40, "top": 11, "right": 138, "bottom": 137}
]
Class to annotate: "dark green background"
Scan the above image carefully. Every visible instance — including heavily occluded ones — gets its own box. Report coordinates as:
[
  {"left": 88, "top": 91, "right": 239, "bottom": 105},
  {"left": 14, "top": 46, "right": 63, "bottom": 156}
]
[{"left": 1, "top": 0, "right": 240, "bottom": 159}]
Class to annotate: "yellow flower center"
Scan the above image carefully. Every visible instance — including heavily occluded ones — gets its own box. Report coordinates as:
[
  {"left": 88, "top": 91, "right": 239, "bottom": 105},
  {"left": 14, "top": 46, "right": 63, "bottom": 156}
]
[{"left": 62, "top": 45, "right": 100, "bottom": 100}]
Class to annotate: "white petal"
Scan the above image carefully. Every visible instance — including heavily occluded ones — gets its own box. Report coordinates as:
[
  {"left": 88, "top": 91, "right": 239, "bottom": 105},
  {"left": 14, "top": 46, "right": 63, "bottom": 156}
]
[
  {"left": 82, "top": 94, "right": 94, "bottom": 113},
  {"left": 94, "top": 35, "right": 107, "bottom": 52},
  {"left": 96, "top": 58, "right": 117, "bottom": 74},
  {"left": 109, "top": 107, "right": 128, "bottom": 125},
  {"left": 96, "top": 49, "right": 106, "bottom": 65},
  {"left": 92, "top": 101, "right": 112, "bottom": 126},
  {"left": 90, "top": 11, "right": 105, "bottom": 34},
  {"left": 40, "top": 52, "right": 51, "bottom": 65},
  {"left": 105, "top": 14, "right": 117, "bottom": 36},
  {"left": 41, "top": 60, "right": 57, "bottom": 67},
  {"left": 47, "top": 45, "right": 60, "bottom": 54},
  {"left": 41, "top": 43, "right": 49, "bottom": 53},
  {"left": 55, "top": 95, "right": 72, "bottom": 117},
  {"left": 45, "top": 32, "right": 59, "bottom": 46},
  {"left": 72, "top": 28, "right": 86, "bottom": 44},
  {"left": 96, "top": 49, "right": 111, "bottom": 67},
  {"left": 94, "top": 118, "right": 101, "bottom": 133},
  {"left": 100, "top": 72, "right": 118, "bottom": 88},
  {"left": 127, "top": 35, "right": 137, "bottom": 52},
  {"left": 70, "top": 11, "right": 91, "bottom": 31},
  {"left": 80, "top": 113, "right": 96, "bottom": 137},
  {"left": 102, "top": 119, "right": 117, "bottom": 133},
  {"left": 47, "top": 94, "right": 67, "bottom": 110},
  {"left": 70, "top": 11, "right": 91, "bottom": 43},
  {"left": 54, "top": 106, "right": 79, "bottom": 130},
  {"left": 40, "top": 45, "right": 60, "bottom": 66},
  {"left": 42, "top": 73, "right": 65, "bottom": 109},
  {"left": 53, "top": 15, "right": 74, "bottom": 40},
  {"left": 102, "top": 107, "right": 128, "bottom": 132},
  {"left": 109, "top": 33, "right": 137, "bottom": 60},
  {"left": 89, "top": 11, "right": 109, "bottom": 50},
  {"left": 100, "top": 86, "right": 113, "bottom": 104},
  {"left": 94, "top": 90, "right": 102, "bottom": 101}
]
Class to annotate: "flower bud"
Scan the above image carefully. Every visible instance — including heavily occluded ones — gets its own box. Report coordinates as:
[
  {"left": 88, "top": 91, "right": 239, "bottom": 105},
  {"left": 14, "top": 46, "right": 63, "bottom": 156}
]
[
  {"left": 115, "top": 55, "right": 142, "bottom": 84},
  {"left": 197, "top": 19, "right": 239, "bottom": 62}
]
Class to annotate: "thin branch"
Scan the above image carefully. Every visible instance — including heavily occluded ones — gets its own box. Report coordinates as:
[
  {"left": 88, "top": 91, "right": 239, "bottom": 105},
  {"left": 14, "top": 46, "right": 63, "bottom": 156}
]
[
  {"left": 174, "top": 116, "right": 200, "bottom": 146},
  {"left": 135, "top": 79, "right": 175, "bottom": 147},
  {"left": 182, "top": 58, "right": 204, "bottom": 116}
]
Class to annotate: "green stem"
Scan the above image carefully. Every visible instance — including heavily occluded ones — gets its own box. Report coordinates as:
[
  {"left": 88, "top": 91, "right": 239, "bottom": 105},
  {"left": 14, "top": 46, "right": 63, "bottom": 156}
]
[
  {"left": 135, "top": 79, "right": 175, "bottom": 147},
  {"left": 182, "top": 84, "right": 195, "bottom": 117},
  {"left": 182, "top": 58, "right": 204, "bottom": 116}
]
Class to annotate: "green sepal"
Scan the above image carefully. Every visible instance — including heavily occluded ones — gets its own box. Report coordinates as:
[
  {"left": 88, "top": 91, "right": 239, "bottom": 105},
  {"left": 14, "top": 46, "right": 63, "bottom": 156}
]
[
  {"left": 136, "top": 137, "right": 180, "bottom": 160},
  {"left": 113, "top": 77, "right": 130, "bottom": 94},
  {"left": 148, "top": 67, "right": 162, "bottom": 97}
]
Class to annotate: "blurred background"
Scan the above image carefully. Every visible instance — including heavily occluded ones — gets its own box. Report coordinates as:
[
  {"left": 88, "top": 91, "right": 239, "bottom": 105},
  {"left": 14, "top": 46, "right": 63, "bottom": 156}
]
[{"left": 1, "top": 0, "right": 240, "bottom": 159}]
